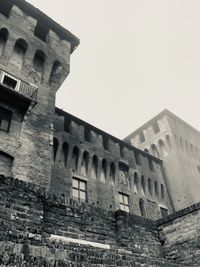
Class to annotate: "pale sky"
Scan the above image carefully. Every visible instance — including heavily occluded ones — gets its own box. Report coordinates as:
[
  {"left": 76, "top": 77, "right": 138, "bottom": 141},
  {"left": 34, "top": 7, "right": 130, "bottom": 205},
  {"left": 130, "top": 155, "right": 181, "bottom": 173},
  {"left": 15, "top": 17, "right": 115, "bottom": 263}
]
[{"left": 29, "top": 0, "right": 200, "bottom": 139}]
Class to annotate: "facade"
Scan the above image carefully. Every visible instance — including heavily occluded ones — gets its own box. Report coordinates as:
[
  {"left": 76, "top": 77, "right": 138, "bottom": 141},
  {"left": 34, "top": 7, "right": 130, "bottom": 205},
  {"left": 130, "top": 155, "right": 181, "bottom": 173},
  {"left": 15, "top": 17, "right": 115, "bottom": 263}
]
[
  {"left": 124, "top": 109, "right": 200, "bottom": 211},
  {"left": 1, "top": 1, "right": 200, "bottom": 266}
]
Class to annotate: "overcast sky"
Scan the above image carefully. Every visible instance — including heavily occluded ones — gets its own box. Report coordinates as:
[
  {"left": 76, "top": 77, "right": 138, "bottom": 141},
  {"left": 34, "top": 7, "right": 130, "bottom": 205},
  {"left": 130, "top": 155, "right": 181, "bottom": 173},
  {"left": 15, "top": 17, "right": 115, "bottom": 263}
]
[{"left": 29, "top": 0, "right": 200, "bottom": 139}]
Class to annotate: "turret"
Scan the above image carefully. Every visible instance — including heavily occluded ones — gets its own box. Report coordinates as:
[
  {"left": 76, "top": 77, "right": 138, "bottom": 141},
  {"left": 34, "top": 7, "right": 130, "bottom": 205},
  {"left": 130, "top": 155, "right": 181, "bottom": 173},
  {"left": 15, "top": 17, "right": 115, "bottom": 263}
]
[{"left": 0, "top": 0, "right": 79, "bottom": 188}]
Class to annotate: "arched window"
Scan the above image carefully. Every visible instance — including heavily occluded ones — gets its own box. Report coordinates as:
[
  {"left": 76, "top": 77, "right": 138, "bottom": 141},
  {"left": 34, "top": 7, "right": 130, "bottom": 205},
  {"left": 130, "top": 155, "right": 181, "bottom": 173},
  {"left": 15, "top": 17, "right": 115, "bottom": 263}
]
[
  {"left": 148, "top": 158, "right": 154, "bottom": 171},
  {"left": 61, "top": 142, "right": 69, "bottom": 167},
  {"left": 80, "top": 151, "right": 89, "bottom": 176},
  {"left": 10, "top": 38, "right": 27, "bottom": 69},
  {"left": 53, "top": 138, "right": 59, "bottom": 163},
  {"left": 110, "top": 163, "right": 116, "bottom": 184},
  {"left": 33, "top": 50, "right": 45, "bottom": 72},
  {"left": 166, "top": 135, "right": 172, "bottom": 150},
  {"left": 161, "top": 184, "right": 165, "bottom": 199},
  {"left": 50, "top": 60, "right": 63, "bottom": 84},
  {"left": 154, "top": 181, "right": 158, "bottom": 198},
  {"left": 72, "top": 146, "right": 79, "bottom": 172},
  {"left": 134, "top": 173, "right": 139, "bottom": 193},
  {"left": 91, "top": 155, "right": 98, "bottom": 179},
  {"left": 158, "top": 139, "right": 168, "bottom": 157},
  {"left": 185, "top": 140, "right": 189, "bottom": 154},
  {"left": 148, "top": 178, "right": 152, "bottom": 196},
  {"left": 180, "top": 137, "right": 184, "bottom": 152},
  {"left": 100, "top": 159, "right": 107, "bottom": 182},
  {"left": 141, "top": 175, "right": 145, "bottom": 196},
  {"left": 0, "top": 28, "right": 8, "bottom": 57},
  {"left": 139, "top": 199, "right": 146, "bottom": 217},
  {"left": 151, "top": 144, "right": 159, "bottom": 158}
]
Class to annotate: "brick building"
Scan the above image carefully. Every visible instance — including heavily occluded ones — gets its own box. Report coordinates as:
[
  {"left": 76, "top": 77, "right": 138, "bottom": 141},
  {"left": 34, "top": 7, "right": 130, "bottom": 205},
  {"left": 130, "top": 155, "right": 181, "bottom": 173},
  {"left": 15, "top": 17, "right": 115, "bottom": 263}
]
[{"left": 0, "top": 0, "right": 200, "bottom": 266}]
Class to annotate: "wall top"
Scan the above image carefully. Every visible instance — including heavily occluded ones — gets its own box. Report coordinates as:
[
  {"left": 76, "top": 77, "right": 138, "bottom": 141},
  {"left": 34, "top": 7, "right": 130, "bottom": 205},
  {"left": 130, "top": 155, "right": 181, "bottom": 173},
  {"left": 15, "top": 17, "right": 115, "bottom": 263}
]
[{"left": 1, "top": 0, "right": 80, "bottom": 53}]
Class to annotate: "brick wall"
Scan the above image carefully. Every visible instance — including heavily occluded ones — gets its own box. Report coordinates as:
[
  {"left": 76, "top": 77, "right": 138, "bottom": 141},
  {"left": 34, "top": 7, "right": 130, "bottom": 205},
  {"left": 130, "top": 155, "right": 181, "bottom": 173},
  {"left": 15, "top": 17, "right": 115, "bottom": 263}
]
[
  {"left": 157, "top": 203, "right": 200, "bottom": 266},
  {"left": 0, "top": 174, "right": 182, "bottom": 266}
]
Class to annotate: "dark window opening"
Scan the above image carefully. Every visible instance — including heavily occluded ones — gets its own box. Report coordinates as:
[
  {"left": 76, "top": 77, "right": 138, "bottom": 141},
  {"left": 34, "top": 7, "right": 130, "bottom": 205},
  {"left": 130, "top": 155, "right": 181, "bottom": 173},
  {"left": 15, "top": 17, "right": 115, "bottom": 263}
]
[
  {"left": 103, "top": 136, "right": 109, "bottom": 150},
  {"left": 139, "top": 131, "right": 145, "bottom": 142},
  {"left": 0, "top": 106, "right": 12, "bottom": 132},
  {"left": 50, "top": 61, "right": 63, "bottom": 84},
  {"left": 119, "top": 192, "right": 130, "bottom": 213},
  {"left": 152, "top": 121, "right": 160, "bottom": 133},
  {"left": 62, "top": 142, "right": 69, "bottom": 168},
  {"left": 139, "top": 199, "right": 146, "bottom": 217},
  {"left": 0, "top": 1, "right": 12, "bottom": 17},
  {"left": 84, "top": 127, "right": 91, "bottom": 142},
  {"left": 135, "top": 152, "right": 141, "bottom": 165},
  {"left": 110, "top": 162, "right": 116, "bottom": 183},
  {"left": 148, "top": 158, "right": 154, "bottom": 171},
  {"left": 72, "top": 178, "right": 86, "bottom": 202},
  {"left": 33, "top": 50, "right": 45, "bottom": 72},
  {"left": 53, "top": 138, "right": 59, "bottom": 163},
  {"left": 72, "top": 146, "right": 79, "bottom": 172},
  {"left": 2, "top": 75, "right": 17, "bottom": 89},
  {"left": 91, "top": 155, "right": 98, "bottom": 178},
  {"left": 34, "top": 22, "right": 49, "bottom": 42},
  {"left": 64, "top": 117, "right": 71, "bottom": 132}
]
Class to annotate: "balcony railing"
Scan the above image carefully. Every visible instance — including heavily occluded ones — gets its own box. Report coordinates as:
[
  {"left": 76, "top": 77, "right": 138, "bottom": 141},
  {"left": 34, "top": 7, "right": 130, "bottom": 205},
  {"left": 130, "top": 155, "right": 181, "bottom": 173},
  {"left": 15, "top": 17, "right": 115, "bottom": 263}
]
[{"left": 0, "top": 69, "right": 38, "bottom": 101}]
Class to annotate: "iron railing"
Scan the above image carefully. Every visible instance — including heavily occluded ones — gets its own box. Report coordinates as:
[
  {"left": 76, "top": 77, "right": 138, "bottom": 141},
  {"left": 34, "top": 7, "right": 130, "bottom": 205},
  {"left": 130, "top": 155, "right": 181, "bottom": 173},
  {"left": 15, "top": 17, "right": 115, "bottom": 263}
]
[{"left": 0, "top": 69, "right": 38, "bottom": 101}]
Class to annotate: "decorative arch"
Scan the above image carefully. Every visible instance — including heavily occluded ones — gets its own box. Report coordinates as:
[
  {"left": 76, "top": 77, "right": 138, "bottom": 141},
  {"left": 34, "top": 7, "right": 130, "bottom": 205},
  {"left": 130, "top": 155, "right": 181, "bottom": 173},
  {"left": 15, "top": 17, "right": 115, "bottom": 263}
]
[
  {"left": 151, "top": 144, "right": 159, "bottom": 158},
  {"left": 148, "top": 178, "right": 152, "bottom": 196},
  {"left": 0, "top": 28, "right": 8, "bottom": 57},
  {"left": 91, "top": 155, "right": 98, "bottom": 179},
  {"left": 33, "top": 50, "right": 46, "bottom": 72},
  {"left": 72, "top": 146, "right": 79, "bottom": 172},
  {"left": 158, "top": 139, "right": 168, "bottom": 157},
  {"left": 100, "top": 159, "right": 107, "bottom": 182},
  {"left": 166, "top": 134, "right": 172, "bottom": 150},
  {"left": 10, "top": 38, "right": 28, "bottom": 69},
  {"left": 141, "top": 175, "right": 145, "bottom": 196},
  {"left": 80, "top": 151, "right": 89, "bottom": 176},
  {"left": 50, "top": 60, "right": 63, "bottom": 84},
  {"left": 139, "top": 199, "right": 146, "bottom": 217},
  {"left": 61, "top": 142, "right": 69, "bottom": 168},
  {"left": 134, "top": 172, "right": 139, "bottom": 193},
  {"left": 154, "top": 181, "right": 158, "bottom": 198},
  {"left": 53, "top": 138, "right": 59, "bottom": 163},
  {"left": 110, "top": 162, "right": 116, "bottom": 184},
  {"left": 161, "top": 184, "right": 165, "bottom": 199}
]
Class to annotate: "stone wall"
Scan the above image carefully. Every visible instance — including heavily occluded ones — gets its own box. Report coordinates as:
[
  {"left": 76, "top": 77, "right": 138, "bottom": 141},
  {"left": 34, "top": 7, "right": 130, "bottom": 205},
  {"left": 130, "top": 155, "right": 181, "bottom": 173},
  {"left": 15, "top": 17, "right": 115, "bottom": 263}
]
[
  {"left": 157, "top": 202, "right": 200, "bottom": 266},
  {"left": 51, "top": 108, "right": 172, "bottom": 220},
  {"left": 0, "top": 174, "right": 181, "bottom": 266}
]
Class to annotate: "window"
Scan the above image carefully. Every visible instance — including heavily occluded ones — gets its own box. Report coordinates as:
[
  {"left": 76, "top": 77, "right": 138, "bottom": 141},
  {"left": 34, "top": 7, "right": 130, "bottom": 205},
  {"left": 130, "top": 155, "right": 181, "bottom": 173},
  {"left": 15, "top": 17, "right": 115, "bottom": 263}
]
[
  {"left": 152, "top": 121, "right": 160, "bottom": 133},
  {"left": 160, "top": 207, "right": 168, "bottom": 217},
  {"left": 72, "top": 178, "right": 86, "bottom": 202},
  {"left": 11, "top": 39, "right": 28, "bottom": 69},
  {"left": 1, "top": 73, "right": 20, "bottom": 91},
  {"left": 135, "top": 152, "right": 141, "bottom": 165},
  {"left": 139, "top": 199, "right": 146, "bottom": 217},
  {"left": 139, "top": 131, "right": 145, "bottom": 142},
  {"left": 118, "top": 193, "right": 130, "bottom": 212},
  {"left": 148, "top": 158, "right": 154, "bottom": 171},
  {"left": 0, "top": 106, "right": 12, "bottom": 132},
  {"left": 33, "top": 50, "right": 45, "bottom": 72}
]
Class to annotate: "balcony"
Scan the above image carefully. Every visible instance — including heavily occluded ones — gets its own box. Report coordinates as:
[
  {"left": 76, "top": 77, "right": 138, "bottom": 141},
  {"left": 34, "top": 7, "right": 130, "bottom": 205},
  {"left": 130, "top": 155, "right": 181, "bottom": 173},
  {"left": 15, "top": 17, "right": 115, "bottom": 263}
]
[{"left": 0, "top": 69, "right": 38, "bottom": 112}]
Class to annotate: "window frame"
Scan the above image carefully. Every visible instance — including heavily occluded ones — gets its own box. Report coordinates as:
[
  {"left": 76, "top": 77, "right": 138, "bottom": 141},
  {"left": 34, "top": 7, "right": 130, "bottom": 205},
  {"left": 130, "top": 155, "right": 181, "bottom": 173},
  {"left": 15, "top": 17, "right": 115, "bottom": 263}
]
[
  {"left": 72, "top": 177, "right": 87, "bottom": 202},
  {"left": 118, "top": 192, "right": 130, "bottom": 213},
  {"left": 0, "top": 106, "right": 12, "bottom": 132}
]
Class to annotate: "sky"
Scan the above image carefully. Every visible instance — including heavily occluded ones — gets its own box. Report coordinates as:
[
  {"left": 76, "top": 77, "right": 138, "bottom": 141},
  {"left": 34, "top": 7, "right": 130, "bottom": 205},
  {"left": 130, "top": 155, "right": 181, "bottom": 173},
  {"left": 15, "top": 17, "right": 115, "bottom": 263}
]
[{"left": 29, "top": 0, "right": 200, "bottom": 139}]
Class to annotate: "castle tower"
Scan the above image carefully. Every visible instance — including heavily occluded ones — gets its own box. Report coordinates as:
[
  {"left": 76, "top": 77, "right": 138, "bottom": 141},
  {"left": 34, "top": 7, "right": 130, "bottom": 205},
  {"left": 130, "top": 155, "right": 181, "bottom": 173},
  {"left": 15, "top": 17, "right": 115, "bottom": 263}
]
[
  {"left": 0, "top": 0, "right": 79, "bottom": 188},
  {"left": 124, "top": 109, "right": 200, "bottom": 211}
]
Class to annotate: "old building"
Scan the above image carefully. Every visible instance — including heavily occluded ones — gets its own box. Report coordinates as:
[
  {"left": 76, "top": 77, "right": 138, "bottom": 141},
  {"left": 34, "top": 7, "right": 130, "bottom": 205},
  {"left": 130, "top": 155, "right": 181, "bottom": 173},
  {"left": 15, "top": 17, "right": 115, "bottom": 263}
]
[
  {"left": 0, "top": 1, "right": 200, "bottom": 266},
  {"left": 124, "top": 109, "right": 200, "bottom": 211}
]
